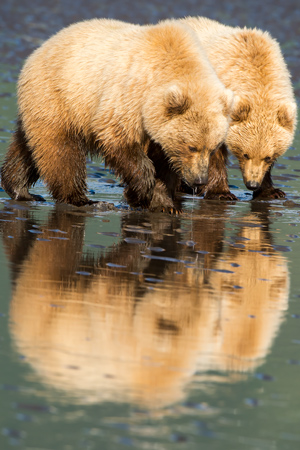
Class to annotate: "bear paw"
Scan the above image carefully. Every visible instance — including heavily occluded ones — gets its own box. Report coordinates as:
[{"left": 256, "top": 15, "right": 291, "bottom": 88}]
[
  {"left": 160, "top": 206, "right": 182, "bottom": 215},
  {"left": 204, "top": 191, "right": 238, "bottom": 201},
  {"left": 253, "top": 188, "right": 286, "bottom": 200},
  {"left": 149, "top": 181, "right": 181, "bottom": 214},
  {"left": 13, "top": 190, "right": 46, "bottom": 202}
]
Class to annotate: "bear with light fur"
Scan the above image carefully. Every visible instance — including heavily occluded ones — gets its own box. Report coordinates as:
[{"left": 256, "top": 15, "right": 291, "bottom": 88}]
[
  {"left": 0, "top": 18, "right": 234, "bottom": 211},
  {"left": 181, "top": 17, "right": 297, "bottom": 199}
]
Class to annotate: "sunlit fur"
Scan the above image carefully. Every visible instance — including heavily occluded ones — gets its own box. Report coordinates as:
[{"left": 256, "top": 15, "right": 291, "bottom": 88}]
[
  {"left": 0, "top": 18, "right": 234, "bottom": 210},
  {"left": 181, "top": 17, "right": 297, "bottom": 191}
]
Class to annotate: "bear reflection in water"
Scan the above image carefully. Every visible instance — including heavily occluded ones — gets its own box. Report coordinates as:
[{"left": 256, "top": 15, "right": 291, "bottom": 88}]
[{"left": 1, "top": 203, "right": 289, "bottom": 408}]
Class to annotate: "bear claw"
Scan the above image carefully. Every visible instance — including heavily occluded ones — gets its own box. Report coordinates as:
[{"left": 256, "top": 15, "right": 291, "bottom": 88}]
[{"left": 158, "top": 207, "right": 182, "bottom": 215}]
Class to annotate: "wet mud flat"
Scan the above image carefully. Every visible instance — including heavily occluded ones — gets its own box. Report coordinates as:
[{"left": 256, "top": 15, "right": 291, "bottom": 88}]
[
  {"left": 1, "top": 195, "right": 300, "bottom": 449},
  {"left": 1, "top": 0, "right": 300, "bottom": 449},
  {"left": 1, "top": 0, "right": 300, "bottom": 96}
]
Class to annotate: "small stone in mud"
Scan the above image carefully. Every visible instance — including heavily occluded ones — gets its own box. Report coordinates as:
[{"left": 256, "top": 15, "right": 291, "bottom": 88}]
[
  {"left": 254, "top": 373, "right": 274, "bottom": 381},
  {"left": 288, "top": 359, "right": 300, "bottom": 365},
  {"left": 118, "top": 437, "right": 133, "bottom": 446},
  {"left": 283, "top": 200, "right": 300, "bottom": 207},
  {"left": 2, "top": 428, "right": 26, "bottom": 440},
  {"left": 14, "top": 403, "right": 52, "bottom": 413},
  {"left": 244, "top": 398, "right": 259, "bottom": 407},
  {"left": 170, "top": 434, "right": 188, "bottom": 443},
  {"left": 272, "top": 245, "right": 292, "bottom": 252},
  {"left": 95, "top": 201, "right": 117, "bottom": 211},
  {"left": 16, "top": 413, "right": 33, "bottom": 422}
]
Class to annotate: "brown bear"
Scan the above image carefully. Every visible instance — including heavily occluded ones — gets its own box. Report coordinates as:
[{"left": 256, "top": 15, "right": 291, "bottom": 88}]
[
  {"left": 0, "top": 18, "right": 234, "bottom": 212},
  {"left": 180, "top": 17, "right": 297, "bottom": 200}
]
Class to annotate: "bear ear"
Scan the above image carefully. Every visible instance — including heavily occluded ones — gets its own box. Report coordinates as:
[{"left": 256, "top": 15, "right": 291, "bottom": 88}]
[
  {"left": 277, "top": 102, "right": 297, "bottom": 131},
  {"left": 164, "top": 85, "right": 191, "bottom": 116},
  {"left": 230, "top": 96, "right": 251, "bottom": 124},
  {"left": 222, "top": 88, "right": 235, "bottom": 116}
]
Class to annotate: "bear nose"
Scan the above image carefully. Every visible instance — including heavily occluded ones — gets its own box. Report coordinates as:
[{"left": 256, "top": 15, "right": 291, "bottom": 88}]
[
  {"left": 245, "top": 180, "right": 260, "bottom": 190},
  {"left": 194, "top": 174, "right": 208, "bottom": 186}
]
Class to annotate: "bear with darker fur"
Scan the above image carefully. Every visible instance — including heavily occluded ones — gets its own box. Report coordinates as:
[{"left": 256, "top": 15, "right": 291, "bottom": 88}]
[{"left": 1, "top": 18, "right": 234, "bottom": 212}]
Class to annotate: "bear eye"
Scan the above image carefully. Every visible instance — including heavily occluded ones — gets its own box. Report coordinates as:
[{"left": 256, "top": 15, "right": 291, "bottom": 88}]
[
  {"left": 189, "top": 146, "right": 198, "bottom": 153},
  {"left": 243, "top": 153, "right": 250, "bottom": 160},
  {"left": 264, "top": 156, "right": 272, "bottom": 163}
]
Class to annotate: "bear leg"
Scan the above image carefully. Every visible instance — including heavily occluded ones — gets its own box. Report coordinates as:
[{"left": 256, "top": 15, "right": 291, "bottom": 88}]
[
  {"left": 124, "top": 164, "right": 181, "bottom": 213},
  {"left": 120, "top": 150, "right": 156, "bottom": 208},
  {"left": 1, "top": 118, "right": 44, "bottom": 202},
  {"left": 180, "top": 145, "right": 237, "bottom": 200},
  {"left": 179, "top": 145, "right": 237, "bottom": 200},
  {"left": 199, "top": 145, "right": 237, "bottom": 201},
  {"left": 35, "top": 135, "right": 91, "bottom": 206},
  {"left": 252, "top": 168, "right": 286, "bottom": 200},
  {"left": 146, "top": 141, "right": 182, "bottom": 213},
  {"left": 149, "top": 180, "right": 182, "bottom": 214}
]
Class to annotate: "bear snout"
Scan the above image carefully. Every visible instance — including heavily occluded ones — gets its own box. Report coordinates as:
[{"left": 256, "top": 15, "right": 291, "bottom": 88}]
[
  {"left": 245, "top": 180, "right": 260, "bottom": 190},
  {"left": 193, "top": 174, "right": 208, "bottom": 186}
]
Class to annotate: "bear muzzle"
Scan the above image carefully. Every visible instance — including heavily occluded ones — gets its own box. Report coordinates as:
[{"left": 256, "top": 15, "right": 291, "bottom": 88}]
[
  {"left": 193, "top": 174, "right": 209, "bottom": 186},
  {"left": 245, "top": 180, "right": 261, "bottom": 191},
  {"left": 182, "top": 155, "right": 210, "bottom": 187},
  {"left": 242, "top": 160, "right": 266, "bottom": 191}
]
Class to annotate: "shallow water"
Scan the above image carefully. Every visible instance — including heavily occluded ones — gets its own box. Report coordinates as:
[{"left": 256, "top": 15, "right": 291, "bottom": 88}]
[{"left": 1, "top": 1, "right": 300, "bottom": 449}]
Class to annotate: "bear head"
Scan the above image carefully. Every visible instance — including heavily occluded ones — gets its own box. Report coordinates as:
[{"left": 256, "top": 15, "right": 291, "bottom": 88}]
[
  {"left": 143, "top": 82, "right": 235, "bottom": 188},
  {"left": 226, "top": 97, "right": 297, "bottom": 190}
]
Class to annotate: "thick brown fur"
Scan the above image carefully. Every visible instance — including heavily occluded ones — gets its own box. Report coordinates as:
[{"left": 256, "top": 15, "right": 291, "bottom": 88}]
[
  {"left": 180, "top": 17, "right": 297, "bottom": 199},
  {"left": 0, "top": 18, "right": 234, "bottom": 211}
]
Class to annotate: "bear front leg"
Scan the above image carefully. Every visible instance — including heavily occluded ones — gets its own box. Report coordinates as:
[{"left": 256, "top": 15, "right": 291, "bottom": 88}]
[
  {"left": 122, "top": 151, "right": 156, "bottom": 208},
  {"left": 145, "top": 140, "right": 181, "bottom": 213},
  {"left": 125, "top": 177, "right": 181, "bottom": 214},
  {"left": 202, "top": 145, "right": 237, "bottom": 201},
  {"left": 252, "top": 167, "right": 286, "bottom": 200},
  {"left": 149, "top": 180, "right": 182, "bottom": 214}
]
